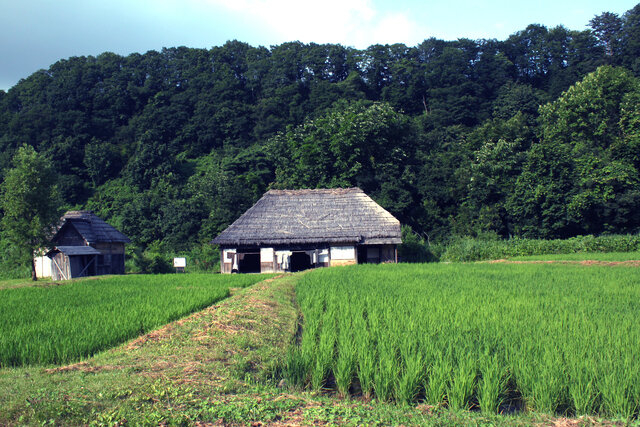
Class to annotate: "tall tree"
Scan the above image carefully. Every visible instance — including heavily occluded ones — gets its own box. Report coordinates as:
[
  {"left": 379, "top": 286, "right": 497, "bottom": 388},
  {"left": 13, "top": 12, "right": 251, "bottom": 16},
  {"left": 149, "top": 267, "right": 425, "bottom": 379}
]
[
  {"left": 590, "top": 12, "right": 623, "bottom": 58},
  {"left": 0, "top": 145, "right": 62, "bottom": 280},
  {"left": 268, "top": 101, "right": 420, "bottom": 222},
  {"left": 620, "top": 4, "right": 640, "bottom": 73},
  {"left": 509, "top": 66, "right": 640, "bottom": 237}
]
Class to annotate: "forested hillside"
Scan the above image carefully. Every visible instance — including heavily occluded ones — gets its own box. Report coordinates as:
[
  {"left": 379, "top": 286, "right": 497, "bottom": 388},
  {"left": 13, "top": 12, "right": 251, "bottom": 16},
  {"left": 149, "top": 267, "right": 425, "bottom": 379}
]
[{"left": 0, "top": 5, "right": 639, "bottom": 260}]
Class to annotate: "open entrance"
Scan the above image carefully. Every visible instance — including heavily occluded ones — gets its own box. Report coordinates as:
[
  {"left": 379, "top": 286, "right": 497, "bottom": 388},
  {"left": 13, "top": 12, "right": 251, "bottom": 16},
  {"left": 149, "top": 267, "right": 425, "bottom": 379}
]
[
  {"left": 76, "top": 254, "right": 98, "bottom": 277},
  {"left": 290, "top": 251, "right": 312, "bottom": 272},
  {"left": 357, "top": 246, "right": 367, "bottom": 264},
  {"left": 357, "top": 246, "right": 382, "bottom": 264},
  {"left": 238, "top": 253, "right": 260, "bottom": 273}
]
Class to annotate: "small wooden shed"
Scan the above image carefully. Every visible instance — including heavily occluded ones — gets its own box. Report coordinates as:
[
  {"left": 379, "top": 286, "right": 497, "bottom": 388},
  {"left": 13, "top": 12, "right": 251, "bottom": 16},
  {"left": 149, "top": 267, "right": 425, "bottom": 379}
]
[
  {"left": 47, "top": 246, "right": 102, "bottom": 280},
  {"left": 45, "top": 211, "right": 131, "bottom": 280},
  {"left": 212, "top": 188, "right": 402, "bottom": 273}
]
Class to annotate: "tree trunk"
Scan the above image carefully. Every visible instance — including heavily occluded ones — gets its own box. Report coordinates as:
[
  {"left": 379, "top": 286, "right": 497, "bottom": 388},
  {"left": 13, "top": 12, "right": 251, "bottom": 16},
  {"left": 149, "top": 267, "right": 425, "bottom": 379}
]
[{"left": 31, "top": 258, "right": 38, "bottom": 281}]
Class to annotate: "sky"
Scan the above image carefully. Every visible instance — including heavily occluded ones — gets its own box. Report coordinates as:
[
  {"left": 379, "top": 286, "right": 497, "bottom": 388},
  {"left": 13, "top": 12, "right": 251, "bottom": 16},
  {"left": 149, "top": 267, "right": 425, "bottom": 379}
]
[{"left": 1, "top": 0, "right": 638, "bottom": 91}]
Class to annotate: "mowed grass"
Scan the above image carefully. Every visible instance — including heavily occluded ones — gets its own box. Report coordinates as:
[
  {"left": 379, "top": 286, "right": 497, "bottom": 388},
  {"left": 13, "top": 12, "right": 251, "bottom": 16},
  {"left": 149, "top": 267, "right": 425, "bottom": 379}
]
[
  {"left": 0, "top": 277, "right": 53, "bottom": 290},
  {"left": 0, "top": 273, "right": 271, "bottom": 367},
  {"left": 285, "top": 263, "right": 640, "bottom": 419}
]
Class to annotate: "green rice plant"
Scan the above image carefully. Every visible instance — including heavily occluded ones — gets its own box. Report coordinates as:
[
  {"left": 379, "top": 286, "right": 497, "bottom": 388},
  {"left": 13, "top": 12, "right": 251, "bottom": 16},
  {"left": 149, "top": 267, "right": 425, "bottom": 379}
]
[
  {"left": 299, "top": 309, "right": 321, "bottom": 367},
  {"left": 599, "top": 373, "right": 638, "bottom": 419},
  {"left": 356, "top": 329, "right": 376, "bottom": 399},
  {"left": 374, "top": 346, "right": 398, "bottom": 402},
  {"left": 447, "top": 356, "right": 476, "bottom": 411},
  {"left": 283, "top": 345, "right": 308, "bottom": 388},
  {"left": 0, "top": 274, "right": 268, "bottom": 367},
  {"left": 293, "top": 263, "right": 640, "bottom": 417},
  {"left": 372, "top": 319, "right": 400, "bottom": 403},
  {"left": 310, "top": 312, "right": 336, "bottom": 391},
  {"left": 507, "top": 341, "right": 537, "bottom": 410},
  {"left": 396, "top": 352, "right": 425, "bottom": 405},
  {"left": 395, "top": 318, "right": 424, "bottom": 405},
  {"left": 528, "top": 347, "right": 567, "bottom": 414},
  {"left": 598, "top": 354, "right": 639, "bottom": 420},
  {"left": 334, "top": 315, "right": 356, "bottom": 398},
  {"left": 568, "top": 367, "right": 598, "bottom": 416},
  {"left": 424, "top": 355, "right": 452, "bottom": 406},
  {"left": 478, "top": 353, "right": 508, "bottom": 414}
]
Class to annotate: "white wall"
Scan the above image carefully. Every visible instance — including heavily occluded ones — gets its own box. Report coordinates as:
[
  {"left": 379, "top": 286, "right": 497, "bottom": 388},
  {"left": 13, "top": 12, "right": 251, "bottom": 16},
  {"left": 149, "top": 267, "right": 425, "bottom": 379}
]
[
  {"left": 330, "top": 246, "right": 355, "bottom": 260},
  {"left": 260, "top": 247, "right": 274, "bottom": 263},
  {"left": 34, "top": 256, "right": 52, "bottom": 278}
]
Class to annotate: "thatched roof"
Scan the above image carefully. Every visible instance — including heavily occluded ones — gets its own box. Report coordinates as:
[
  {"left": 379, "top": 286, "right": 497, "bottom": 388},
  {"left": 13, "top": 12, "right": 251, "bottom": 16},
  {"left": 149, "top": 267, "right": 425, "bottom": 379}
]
[
  {"left": 52, "top": 211, "right": 131, "bottom": 244},
  {"left": 212, "top": 188, "right": 402, "bottom": 246}
]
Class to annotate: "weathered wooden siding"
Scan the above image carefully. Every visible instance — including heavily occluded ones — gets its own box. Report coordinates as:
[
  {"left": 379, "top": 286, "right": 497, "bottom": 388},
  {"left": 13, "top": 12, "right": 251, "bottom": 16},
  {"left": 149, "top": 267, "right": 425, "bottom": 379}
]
[
  {"left": 50, "top": 253, "right": 70, "bottom": 280},
  {"left": 93, "top": 242, "right": 126, "bottom": 275},
  {"left": 56, "top": 225, "right": 86, "bottom": 246}
]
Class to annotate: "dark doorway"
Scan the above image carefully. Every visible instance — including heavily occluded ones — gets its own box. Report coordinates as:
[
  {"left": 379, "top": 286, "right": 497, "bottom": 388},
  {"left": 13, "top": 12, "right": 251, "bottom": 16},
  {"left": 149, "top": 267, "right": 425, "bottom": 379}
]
[
  {"left": 357, "top": 246, "right": 367, "bottom": 264},
  {"left": 290, "top": 252, "right": 312, "bottom": 272},
  {"left": 238, "top": 253, "right": 260, "bottom": 273}
]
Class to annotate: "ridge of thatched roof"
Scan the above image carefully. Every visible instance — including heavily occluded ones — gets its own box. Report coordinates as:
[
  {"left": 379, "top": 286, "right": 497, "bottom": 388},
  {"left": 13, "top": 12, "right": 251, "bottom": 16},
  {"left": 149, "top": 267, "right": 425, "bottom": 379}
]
[
  {"left": 52, "top": 211, "right": 131, "bottom": 244},
  {"left": 212, "top": 188, "right": 402, "bottom": 246}
]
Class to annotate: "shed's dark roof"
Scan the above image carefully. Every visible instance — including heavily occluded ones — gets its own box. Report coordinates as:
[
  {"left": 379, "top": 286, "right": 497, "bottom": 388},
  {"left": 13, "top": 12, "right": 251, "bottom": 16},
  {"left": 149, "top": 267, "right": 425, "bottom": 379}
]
[
  {"left": 52, "top": 211, "right": 131, "bottom": 244},
  {"left": 47, "top": 246, "right": 102, "bottom": 256},
  {"left": 212, "top": 188, "right": 402, "bottom": 246}
]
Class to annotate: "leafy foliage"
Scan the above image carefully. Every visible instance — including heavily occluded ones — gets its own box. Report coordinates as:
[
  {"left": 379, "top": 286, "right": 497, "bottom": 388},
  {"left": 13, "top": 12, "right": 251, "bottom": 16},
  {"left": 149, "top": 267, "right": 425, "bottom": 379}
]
[
  {"left": 0, "top": 4, "right": 639, "bottom": 268},
  {"left": 0, "top": 145, "right": 61, "bottom": 279}
]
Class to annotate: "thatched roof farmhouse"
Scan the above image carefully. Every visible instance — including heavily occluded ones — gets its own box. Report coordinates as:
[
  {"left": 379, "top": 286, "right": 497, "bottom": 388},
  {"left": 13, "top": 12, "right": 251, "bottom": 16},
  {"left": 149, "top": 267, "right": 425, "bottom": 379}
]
[
  {"left": 212, "top": 188, "right": 401, "bottom": 273},
  {"left": 40, "top": 211, "right": 130, "bottom": 280}
]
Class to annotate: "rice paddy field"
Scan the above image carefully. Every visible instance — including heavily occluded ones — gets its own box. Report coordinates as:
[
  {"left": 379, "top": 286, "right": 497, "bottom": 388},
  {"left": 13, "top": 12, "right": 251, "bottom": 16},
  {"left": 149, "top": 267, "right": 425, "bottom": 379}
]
[
  {"left": 285, "top": 263, "right": 640, "bottom": 419},
  {"left": 0, "top": 274, "right": 270, "bottom": 367}
]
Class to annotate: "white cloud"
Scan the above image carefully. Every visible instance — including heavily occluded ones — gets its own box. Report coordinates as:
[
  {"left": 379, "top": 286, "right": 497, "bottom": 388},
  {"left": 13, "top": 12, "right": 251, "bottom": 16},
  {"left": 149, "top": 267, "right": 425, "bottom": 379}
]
[
  {"left": 372, "top": 12, "right": 427, "bottom": 46},
  {"left": 201, "top": 0, "right": 427, "bottom": 47}
]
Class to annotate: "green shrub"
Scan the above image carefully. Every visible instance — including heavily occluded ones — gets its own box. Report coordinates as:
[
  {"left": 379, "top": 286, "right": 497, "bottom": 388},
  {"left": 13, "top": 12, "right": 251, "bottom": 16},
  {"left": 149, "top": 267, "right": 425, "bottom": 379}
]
[
  {"left": 397, "top": 225, "right": 439, "bottom": 262},
  {"left": 128, "top": 242, "right": 176, "bottom": 274},
  {"left": 185, "top": 243, "right": 220, "bottom": 273},
  {"left": 440, "top": 234, "right": 640, "bottom": 262},
  {"left": 147, "top": 254, "right": 173, "bottom": 274},
  {"left": 127, "top": 242, "right": 220, "bottom": 274},
  {"left": 0, "top": 238, "right": 31, "bottom": 279}
]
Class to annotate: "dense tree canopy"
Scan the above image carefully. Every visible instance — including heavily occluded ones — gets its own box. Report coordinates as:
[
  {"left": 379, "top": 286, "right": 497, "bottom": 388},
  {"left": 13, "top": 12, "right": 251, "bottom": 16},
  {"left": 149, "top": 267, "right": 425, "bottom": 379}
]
[
  {"left": 0, "top": 145, "right": 61, "bottom": 279},
  {"left": 0, "top": 3, "right": 639, "bottom": 264}
]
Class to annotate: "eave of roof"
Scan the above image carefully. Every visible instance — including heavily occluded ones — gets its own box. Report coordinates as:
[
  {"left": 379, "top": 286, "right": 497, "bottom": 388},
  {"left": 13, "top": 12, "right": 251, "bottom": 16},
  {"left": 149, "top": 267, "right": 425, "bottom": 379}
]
[{"left": 47, "top": 246, "right": 102, "bottom": 256}]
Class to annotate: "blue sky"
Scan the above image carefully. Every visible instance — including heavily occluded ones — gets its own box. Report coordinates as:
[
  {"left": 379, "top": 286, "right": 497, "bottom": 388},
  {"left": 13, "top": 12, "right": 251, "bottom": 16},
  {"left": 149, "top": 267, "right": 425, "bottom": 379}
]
[{"left": 1, "top": 0, "right": 638, "bottom": 91}]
